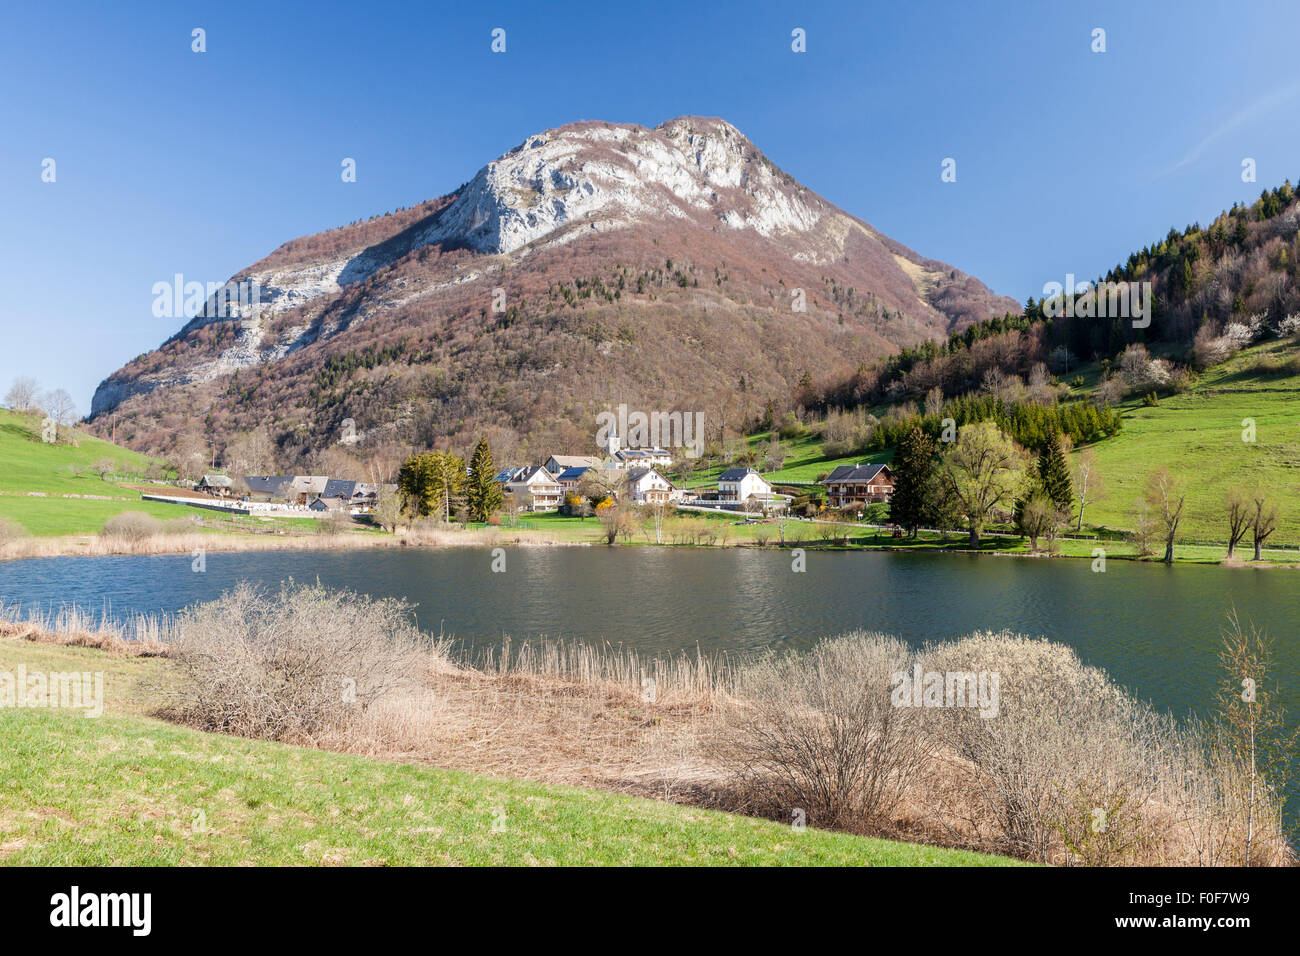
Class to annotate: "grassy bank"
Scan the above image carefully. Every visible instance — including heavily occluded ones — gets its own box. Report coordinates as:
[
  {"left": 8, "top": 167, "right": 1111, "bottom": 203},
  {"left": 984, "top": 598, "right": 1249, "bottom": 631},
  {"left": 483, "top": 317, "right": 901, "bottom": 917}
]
[{"left": 0, "top": 635, "right": 1015, "bottom": 866}]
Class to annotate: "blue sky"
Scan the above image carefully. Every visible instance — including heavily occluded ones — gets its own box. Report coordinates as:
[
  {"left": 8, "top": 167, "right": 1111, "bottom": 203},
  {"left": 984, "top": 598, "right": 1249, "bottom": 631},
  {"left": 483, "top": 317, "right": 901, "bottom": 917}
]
[{"left": 2, "top": 0, "right": 1298, "bottom": 414}]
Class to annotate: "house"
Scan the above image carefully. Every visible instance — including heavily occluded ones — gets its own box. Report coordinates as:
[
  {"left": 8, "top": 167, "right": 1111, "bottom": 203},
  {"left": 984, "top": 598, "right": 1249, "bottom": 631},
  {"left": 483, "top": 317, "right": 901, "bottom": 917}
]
[
  {"left": 554, "top": 465, "right": 591, "bottom": 494},
  {"left": 288, "top": 476, "right": 329, "bottom": 504},
  {"left": 544, "top": 454, "right": 598, "bottom": 476},
  {"left": 308, "top": 496, "right": 350, "bottom": 513},
  {"left": 494, "top": 465, "right": 564, "bottom": 512},
  {"left": 322, "top": 478, "right": 358, "bottom": 501},
  {"left": 321, "top": 479, "right": 380, "bottom": 506},
  {"left": 198, "top": 474, "right": 233, "bottom": 497},
  {"left": 240, "top": 475, "right": 295, "bottom": 502},
  {"left": 822, "top": 464, "right": 894, "bottom": 509},
  {"left": 717, "top": 468, "right": 774, "bottom": 505},
  {"left": 613, "top": 447, "right": 674, "bottom": 469},
  {"left": 622, "top": 466, "right": 675, "bottom": 505}
]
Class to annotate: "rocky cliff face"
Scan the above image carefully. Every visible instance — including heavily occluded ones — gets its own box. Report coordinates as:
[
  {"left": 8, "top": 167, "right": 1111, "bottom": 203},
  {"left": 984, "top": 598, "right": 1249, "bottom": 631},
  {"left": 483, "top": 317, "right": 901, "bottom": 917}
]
[{"left": 90, "top": 116, "right": 1018, "bottom": 460}]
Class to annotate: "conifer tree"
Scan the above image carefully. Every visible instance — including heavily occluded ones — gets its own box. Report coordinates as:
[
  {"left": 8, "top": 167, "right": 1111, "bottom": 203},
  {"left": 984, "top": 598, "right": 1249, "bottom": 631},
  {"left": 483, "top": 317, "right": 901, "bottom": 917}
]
[
  {"left": 1037, "top": 431, "right": 1074, "bottom": 514},
  {"left": 465, "top": 438, "right": 503, "bottom": 522},
  {"left": 890, "top": 426, "right": 938, "bottom": 537}
]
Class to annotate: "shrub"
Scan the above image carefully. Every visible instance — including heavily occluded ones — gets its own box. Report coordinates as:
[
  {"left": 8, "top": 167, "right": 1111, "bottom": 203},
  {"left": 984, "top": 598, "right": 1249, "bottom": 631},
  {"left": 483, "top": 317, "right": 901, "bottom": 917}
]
[
  {"left": 166, "top": 582, "right": 431, "bottom": 742},
  {"left": 711, "top": 633, "right": 930, "bottom": 833},
  {"left": 923, "top": 633, "right": 1176, "bottom": 865},
  {"left": 101, "top": 511, "right": 163, "bottom": 541}
]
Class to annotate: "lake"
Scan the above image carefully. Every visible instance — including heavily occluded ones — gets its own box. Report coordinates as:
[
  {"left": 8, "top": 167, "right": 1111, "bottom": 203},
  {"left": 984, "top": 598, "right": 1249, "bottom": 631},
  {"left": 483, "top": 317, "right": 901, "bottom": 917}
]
[{"left": 2, "top": 546, "right": 1296, "bottom": 814}]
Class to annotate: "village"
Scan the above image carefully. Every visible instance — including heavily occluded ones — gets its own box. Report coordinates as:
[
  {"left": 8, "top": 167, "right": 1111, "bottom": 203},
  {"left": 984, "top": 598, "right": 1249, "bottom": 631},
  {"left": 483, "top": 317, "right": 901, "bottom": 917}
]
[{"left": 142, "top": 429, "right": 896, "bottom": 524}]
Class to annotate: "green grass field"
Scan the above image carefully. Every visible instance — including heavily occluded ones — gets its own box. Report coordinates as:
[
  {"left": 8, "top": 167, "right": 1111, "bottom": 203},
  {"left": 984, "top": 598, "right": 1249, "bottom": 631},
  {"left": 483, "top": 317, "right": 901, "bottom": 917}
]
[
  {"left": 0, "top": 409, "right": 201, "bottom": 535},
  {"left": 0, "top": 495, "right": 208, "bottom": 537},
  {"left": 0, "top": 409, "right": 164, "bottom": 496},
  {"left": 1083, "top": 340, "right": 1300, "bottom": 543},
  {"left": 0, "top": 638, "right": 1022, "bottom": 866}
]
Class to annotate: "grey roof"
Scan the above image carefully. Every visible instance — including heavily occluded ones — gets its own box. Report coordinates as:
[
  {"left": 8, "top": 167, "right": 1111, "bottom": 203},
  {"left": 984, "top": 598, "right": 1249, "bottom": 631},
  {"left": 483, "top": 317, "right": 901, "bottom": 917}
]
[
  {"left": 719, "top": 467, "right": 760, "bottom": 481},
  {"left": 290, "top": 475, "right": 329, "bottom": 496},
  {"left": 547, "top": 455, "right": 598, "bottom": 469},
  {"left": 199, "top": 474, "right": 233, "bottom": 487},
  {"left": 322, "top": 478, "right": 358, "bottom": 499},
  {"left": 495, "top": 465, "right": 556, "bottom": 484},
  {"left": 241, "top": 475, "right": 294, "bottom": 497},
  {"left": 823, "top": 464, "right": 891, "bottom": 484},
  {"left": 616, "top": 448, "right": 670, "bottom": 460},
  {"left": 308, "top": 497, "right": 348, "bottom": 511}
]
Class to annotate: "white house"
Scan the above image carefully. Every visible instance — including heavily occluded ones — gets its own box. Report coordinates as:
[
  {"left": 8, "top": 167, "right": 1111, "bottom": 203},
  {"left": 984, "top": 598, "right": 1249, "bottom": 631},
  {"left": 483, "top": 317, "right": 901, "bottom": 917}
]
[
  {"left": 494, "top": 465, "right": 564, "bottom": 512},
  {"left": 614, "top": 447, "right": 674, "bottom": 469},
  {"left": 621, "top": 467, "right": 675, "bottom": 505},
  {"left": 601, "top": 429, "right": 673, "bottom": 470},
  {"left": 717, "top": 467, "right": 774, "bottom": 505}
]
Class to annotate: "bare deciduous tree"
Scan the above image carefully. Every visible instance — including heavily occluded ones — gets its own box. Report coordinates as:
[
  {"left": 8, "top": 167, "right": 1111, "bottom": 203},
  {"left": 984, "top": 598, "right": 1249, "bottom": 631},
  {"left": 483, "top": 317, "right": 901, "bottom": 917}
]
[
  {"left": 1249, "top": 491, "right": 1278, "bottom": 561},
  {"left": 1225, "top": 488, "right": 1251, "bottom": 560},
  {"left": 1146, "top": 467, "right": 1185, "bottom": 563},
  {"left": 1072, "top": 448, "right": 1106, "bottom": 531},
  {"left": 42, "top": 388, "right": 77, "bottom": 442},
  {"left": 4, "top": 376, "right": 40, "bottom": 413}
]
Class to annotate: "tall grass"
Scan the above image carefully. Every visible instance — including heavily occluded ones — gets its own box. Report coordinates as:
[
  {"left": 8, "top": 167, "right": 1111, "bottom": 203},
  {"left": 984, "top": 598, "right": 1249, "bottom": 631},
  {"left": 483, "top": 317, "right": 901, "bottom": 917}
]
[{"left": 468, "top": 636, "right": 735, "bottom": 706}]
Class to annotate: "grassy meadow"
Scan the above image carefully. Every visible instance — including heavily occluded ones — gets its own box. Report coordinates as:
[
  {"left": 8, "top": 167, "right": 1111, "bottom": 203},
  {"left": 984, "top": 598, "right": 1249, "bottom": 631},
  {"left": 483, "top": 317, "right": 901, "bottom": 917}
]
[{"left": 1083, "top": 339, "right": 1300, "bottom": 543}]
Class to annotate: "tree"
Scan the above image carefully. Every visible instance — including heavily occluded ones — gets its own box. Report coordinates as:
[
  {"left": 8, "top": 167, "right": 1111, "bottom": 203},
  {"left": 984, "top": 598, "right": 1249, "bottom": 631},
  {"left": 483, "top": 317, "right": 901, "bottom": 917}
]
[
  {"left": 1129, "top": 499, "right": 1156, "bottom": 556},
  {"left": 761, "top": 435, "right": 789, "bottom": 471},
  {"left": 1225, "top": 488, "right": 1251, "bottom": 559},
  {"left": 3, "top": 376, "right": 40, "bottom": 413},
  {"left": 940, "top": 422, "right": 1025, "bottom": 549},
  {"left": 371, "top": 487, "right": 404, "bottom": 532},
  {"left": 595, "top": 500, "right": 638, "bottom": 545},
  {"left": 1072, "top": 448, "right": 1105, "bottom": 531},
  {"left": 42, "top": 388, "right": 77, "bottom": 442},
  {"left": 223, "top": 426, "right": 277, "bottom": 476},
  {"left": 397, "top": 451, "right": 465, "bottom": 521},
  {"left": 1249, "top": 491, "right": 1278, "bottom": 561},
  {"left": 464, "top": 438, "right": 503, "bottom": 522},
  {"left": 1016, "top": 489, "right": 1065, "bottom": 552},
  {"left": 645, "top": 499, "right": 672, "bottom": 544},
  {"left": 1146, "top": 467, "right": 1185, "bottom": 564},
  {"left": 92, "top": 458, "right": 118, "bottom": 480},
  {"left": 1037, "top": 432, "right": 1073, "bottom": 515},
  {"left": 578, "top": 469, "right": 619, "bottom": 513},
  {"left": 890, "top": 426, "right": 939, "bottom": 538},
  {"left": 171, "top": 425, "right": 208, "bottom": 481}
]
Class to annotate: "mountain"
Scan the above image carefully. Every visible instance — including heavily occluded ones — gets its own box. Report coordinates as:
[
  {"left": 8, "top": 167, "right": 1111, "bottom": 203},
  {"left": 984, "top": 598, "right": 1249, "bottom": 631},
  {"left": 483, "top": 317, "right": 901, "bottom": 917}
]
[{"left": 89, "top": 116, "right": 1018, "bottom": 466}]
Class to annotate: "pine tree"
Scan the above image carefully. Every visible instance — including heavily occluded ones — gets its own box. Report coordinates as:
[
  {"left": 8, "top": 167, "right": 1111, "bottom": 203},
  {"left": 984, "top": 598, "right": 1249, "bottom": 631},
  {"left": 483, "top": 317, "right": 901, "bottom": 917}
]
[
  {"left": 890, "top": 426, "right": 938, "bottom": 537},
  {"left": 1038, "top": 431, "right": 1074, "bottom": 514},
  {"left": 465, "top": 438, "right": 503, "bottom": 522}
]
